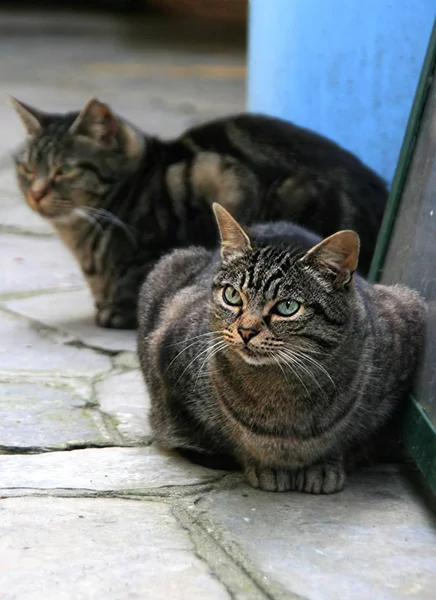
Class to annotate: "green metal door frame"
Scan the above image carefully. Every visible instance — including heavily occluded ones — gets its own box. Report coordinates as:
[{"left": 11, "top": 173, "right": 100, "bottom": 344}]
[
  {"left": 369, "top": 21, "right": 436, "bottom": 283},
  {"left": 369, "top": 20, "right": 436, "bottom": 492}
]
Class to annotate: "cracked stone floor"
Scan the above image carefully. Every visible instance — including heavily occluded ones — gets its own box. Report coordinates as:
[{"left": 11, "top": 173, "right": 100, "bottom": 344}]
[{"left": 0, "top": 7, "right": 435, "bottom": 600}]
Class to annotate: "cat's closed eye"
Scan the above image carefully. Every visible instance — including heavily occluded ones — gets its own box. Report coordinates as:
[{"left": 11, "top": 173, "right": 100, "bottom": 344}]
[
  {"left": 17, "top": 162, "right": 34, "bottom": 176},
  {"left": 57, "top": 164, "right": 76, "bottom": 176}
]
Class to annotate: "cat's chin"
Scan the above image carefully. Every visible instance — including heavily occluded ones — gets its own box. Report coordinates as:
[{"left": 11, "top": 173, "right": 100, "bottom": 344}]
[
  {"left": 50, "top": 213, "right": 75, "bottom": 224},
  {"left": 32, "top": 207, "right": 75, "bottom": 223},
  {"left": 236, "top": 348, "right": 273, "bottom": 366},
  {"left": 30, "top": 203, "right": 75, "bottom": 223},
  {"left": 50, "top": 210, "right": 82, "bottom": 225}
]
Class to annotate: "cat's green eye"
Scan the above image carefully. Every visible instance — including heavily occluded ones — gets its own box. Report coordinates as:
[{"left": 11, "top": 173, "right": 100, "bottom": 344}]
[
  {"left": 273, "top": 299, "right": 301, "bottom": 317},
  {"left": 58, "top": 164, "right": 75, "bottom": 176},
  {"left": 222, "top": 285, "right": 242, "bottom": 307}
]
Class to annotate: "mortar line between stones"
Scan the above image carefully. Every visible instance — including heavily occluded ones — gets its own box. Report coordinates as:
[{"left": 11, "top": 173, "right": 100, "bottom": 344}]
[
  {"left": 177, "top": 502, "right": 309, "bottom": 600},
  {"left": 0, "top": 441, "right": 122, "bottom": 455},
  {"left": 0, "top": 481, "right": 230, "bottom": 500},
  {"left": 86, "top": 377, "right": 133, "bottom": 446},
  {"left": 0, "top": 285, "right": 85, "bottom": 302},
  {"left": 0, "top": 224, "right": 55, "bottom": 238},
  {"left": 172, "top": 502, "right": 258, "bottom": 600},
  {"left": 0, "top": 303, "right": 128, "bottom": 359}
]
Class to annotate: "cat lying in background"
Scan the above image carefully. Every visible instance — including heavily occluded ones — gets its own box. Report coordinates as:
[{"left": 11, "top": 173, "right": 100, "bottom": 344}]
[
  {"left": 137, "top": 205, "right": 426, "bottom": 494},
  {"left": 11, "top": 97, "right": 386, "bottom": 329}
]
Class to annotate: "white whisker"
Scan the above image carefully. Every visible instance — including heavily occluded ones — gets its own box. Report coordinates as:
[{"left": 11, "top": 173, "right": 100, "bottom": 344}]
[
  {"left": 284, "top": 345, "right": 336, "bottom": 391},
  {"left": 83, "top": 206, "right": 137, "bottom": 247},
  {"left": 270, "top": 352, "right": 291, "bottom": 390},
  {"left": 174, "top": 340, "right": 226, "bottom": 386},
  {"left": 278, "top": 347, "right": 335, "bottom": 399},
  {"left": 194, "top": 341, "right": 227, "bottom": 389},
  {"left": 73, "top": 208, "right": 105, "bottom": 236},
  {"left": 166, "top": 330, "right": 223, "bottom": 348},
  {"left": 165, "top": 335, "right": 217, "bottom": 372},
  {"left": 277, "top": 350, "right": 312, "bottom": 399},
  {"left": 279, "top": 349, "right": 321, "bottom": 393}
]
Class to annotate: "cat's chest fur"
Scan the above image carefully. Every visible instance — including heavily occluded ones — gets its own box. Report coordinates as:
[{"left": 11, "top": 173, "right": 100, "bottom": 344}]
[
  {"left": 209, "top": 359, "right": 345, "bottom": 468},
  {"left": 55, "top": 221, "right": 112, "bottom": 302}
]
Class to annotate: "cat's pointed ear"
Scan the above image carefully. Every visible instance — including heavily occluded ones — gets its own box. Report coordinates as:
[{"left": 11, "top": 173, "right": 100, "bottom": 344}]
[
  {"left": 213, "top": 203, "right": 251, "bottom": 262},
  {"left": 301, "top": 230, "right": 360, "bottom": 283},
  {"left": 69, "top": 98, "right": 119, "bottom": 147},
  {"left": 9, "top": 96, "right": 44, "bottom": 135}
]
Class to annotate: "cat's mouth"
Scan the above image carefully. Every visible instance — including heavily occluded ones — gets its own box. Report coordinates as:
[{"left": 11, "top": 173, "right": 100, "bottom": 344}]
[
  {"left": 24, "top": 186, "right": 79, "bottom": 218},
  {"left": 26, "top": 195, "right": 72, "bottom": 221},
  {"left": 38, "top": 203, "right": 79, "bottom": 223},
  {"left": 37, "top": 207, "right": 59, "bottom": 219}
]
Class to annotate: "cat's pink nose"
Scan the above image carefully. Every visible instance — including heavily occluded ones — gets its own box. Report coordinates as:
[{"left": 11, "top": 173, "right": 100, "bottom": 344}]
[
  {"left": 237, "top": 326, "right": 260, "bottom": 344},
  {"left": 30, "top": 189, "right": 46, "bottom": 202}
]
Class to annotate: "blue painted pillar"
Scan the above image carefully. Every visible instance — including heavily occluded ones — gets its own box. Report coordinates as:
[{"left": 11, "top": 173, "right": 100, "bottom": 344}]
[{"left": 247, "top": 0, "right": 435, "bottom": 183}]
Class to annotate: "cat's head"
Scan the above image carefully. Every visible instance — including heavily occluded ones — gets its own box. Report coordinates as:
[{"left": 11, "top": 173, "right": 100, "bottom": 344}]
[
  {"left": 11, "top": 97, "right": 144, "bottom": 222},
  {"left": 211, "top": 204, "right": 360, "bottom": 366}
]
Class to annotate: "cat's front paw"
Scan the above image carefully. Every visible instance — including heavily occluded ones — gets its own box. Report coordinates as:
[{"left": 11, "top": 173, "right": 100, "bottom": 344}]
[
  {"left": 243, "top": 457, "right": 345, "bottom": 494},
  {"left": 96, "top": 306, "right": 137, "bottom": 330},
  {"left": 293, "top": 459, "right": 345, "bottom": 494},
  {"left": 244, "top": 465, "right": 294, "bottom": 492}
]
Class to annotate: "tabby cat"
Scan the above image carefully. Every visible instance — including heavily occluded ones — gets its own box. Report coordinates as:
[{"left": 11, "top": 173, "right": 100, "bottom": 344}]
[
  {"left": 11, "top": 96, "right": 387, "bottom": 329},
  {"left": 137, "top": 205, "right": 426, "bottom": 493}
]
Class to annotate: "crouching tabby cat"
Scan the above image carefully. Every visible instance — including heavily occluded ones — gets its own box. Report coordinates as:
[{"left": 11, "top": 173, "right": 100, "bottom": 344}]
[
  {"left": 11, "top": 97, "right": 387, "bottom": 329},
  {"left": 137, "top": 205, "right": 426, "bottom": 494}
]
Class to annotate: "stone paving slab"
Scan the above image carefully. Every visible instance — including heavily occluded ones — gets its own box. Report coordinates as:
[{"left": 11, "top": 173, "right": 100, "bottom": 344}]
[
  {"left": 96, "top": 370, "right": 151, "bottom": 444},
  {"left": 194, "top": 467, "right": 436, "bottom": 600},
  {"left": 0, "top": 497, "right": 231, "bottom": 600},
  {"left": 0, "top": 232, "right": 83, "bottom": 297},
  {"left": 4, "top": 288, "right": 136, "bottom": 353},
  {"left": 0, "top": 11, "right": 245, "bottom": 148},
  {"left": 0, "top": 446, "right": 226, "bottom": 492},
  {"left": 0, "top": 310, "right": 111, "bottom": 378},
  {"left": 0, "top": 382, "right": 114, "bottom": 451},
  {"left": 113, "top": 350, "right": 140, "bottom": 370}
]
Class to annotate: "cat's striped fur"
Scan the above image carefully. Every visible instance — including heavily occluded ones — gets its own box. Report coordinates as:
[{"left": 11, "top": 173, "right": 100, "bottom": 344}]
[
  {"left": 12, "top": 97, "right": 387, "bottom": 329},
  {"left": 137, "top": 206, "right": 426, "bottom": 493}
]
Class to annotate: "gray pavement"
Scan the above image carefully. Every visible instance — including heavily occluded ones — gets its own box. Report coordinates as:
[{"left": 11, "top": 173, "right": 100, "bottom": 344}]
[{"left": 0, "top": 8, "right": 435, "bottom": 600}]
